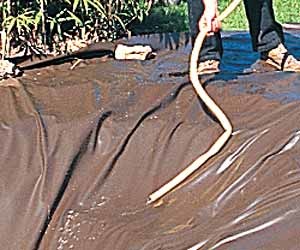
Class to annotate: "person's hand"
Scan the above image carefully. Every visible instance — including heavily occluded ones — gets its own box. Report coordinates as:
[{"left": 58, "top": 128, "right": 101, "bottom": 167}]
[{"left": 200, "top": 0, "right": 221, "bottom": 35}]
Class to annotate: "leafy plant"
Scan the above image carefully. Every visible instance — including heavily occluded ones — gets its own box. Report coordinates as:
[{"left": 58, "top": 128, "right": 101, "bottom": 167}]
[
  {"left": 63, "top": 0, "right": 151, "bottom": 41},
  {"left": 3, "top": 9, "right": 35, "bottom": 35},
  {"left": 130, "top": 1, "right": 188, "bottom": 34},
  {"left": 1, "top": 0, "right": 152, "bottom": 58}
]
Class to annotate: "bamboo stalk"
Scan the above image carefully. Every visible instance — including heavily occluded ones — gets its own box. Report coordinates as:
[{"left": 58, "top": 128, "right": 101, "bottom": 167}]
[
  {"left": 147, "top": 0, "right": 243, "bottom": 205},
  {"left": 1, "top": 30, "right": 6, "bottom": 60},
  {"left": 1, "top": 0, "right": 7, "bottom": 59},
  {"left": 4, "top": 0, "right": 11, "bottom": 57},
  {"left": 7, "top": 0, "right": 11, "bottom": 15},
  {"left": 40, "top": 0, "right": 47, "bottom": 47}
]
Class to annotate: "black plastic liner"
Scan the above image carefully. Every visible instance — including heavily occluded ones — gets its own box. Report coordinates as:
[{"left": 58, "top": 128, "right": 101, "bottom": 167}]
[{"left": 0, "top": 31, "right": 300, "bottom": 250}]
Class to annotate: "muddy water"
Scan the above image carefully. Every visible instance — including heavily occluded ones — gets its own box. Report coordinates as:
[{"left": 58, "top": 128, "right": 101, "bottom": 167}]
[{"left": 0, "top": 32, "right": 300, "bottom": 250}]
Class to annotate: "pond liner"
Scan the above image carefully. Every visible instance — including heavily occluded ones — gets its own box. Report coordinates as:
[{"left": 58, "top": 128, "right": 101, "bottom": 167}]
[{"left": 0, "top": 31, "right": 300, "bottom": 250}]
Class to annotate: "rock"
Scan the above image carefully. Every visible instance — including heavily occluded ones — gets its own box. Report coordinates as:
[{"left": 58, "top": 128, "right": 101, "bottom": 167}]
[
  {"left": 114, "top": 44, "right": 156, "bottom": 60},
  {"left": 0, "top": 60, "right": 22, "bottom": 80}
]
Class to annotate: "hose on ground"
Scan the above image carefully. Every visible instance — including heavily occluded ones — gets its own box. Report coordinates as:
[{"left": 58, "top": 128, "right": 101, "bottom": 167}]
[{"left": 147, "top": 0, "right": 242, "bottom": 204}]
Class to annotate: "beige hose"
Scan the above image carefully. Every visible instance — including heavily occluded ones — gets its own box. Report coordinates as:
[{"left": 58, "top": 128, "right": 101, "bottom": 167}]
[{"left": 147, "top": 0, "right": 243, "bottom": 205}]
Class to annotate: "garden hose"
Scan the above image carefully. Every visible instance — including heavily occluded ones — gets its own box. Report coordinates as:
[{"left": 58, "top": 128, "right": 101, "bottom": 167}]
[{"left": 147, "top": 0, "right": 243, "bottom": 204}]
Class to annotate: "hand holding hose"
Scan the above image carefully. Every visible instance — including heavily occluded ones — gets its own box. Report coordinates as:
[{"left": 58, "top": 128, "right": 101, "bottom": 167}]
[{"left": 200, "top": 0, "right": 221, "bottom": 35}]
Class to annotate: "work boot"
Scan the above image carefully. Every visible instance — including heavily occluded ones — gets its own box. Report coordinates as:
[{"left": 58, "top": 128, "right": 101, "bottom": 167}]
[
  {"left": 261, "top": 43, "right": 300, "bottom": 72},
  {"left": 197, "top": 59, "right": 220, "bottom": 75}
]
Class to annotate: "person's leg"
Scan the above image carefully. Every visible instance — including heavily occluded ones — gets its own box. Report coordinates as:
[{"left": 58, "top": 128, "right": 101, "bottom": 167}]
[
  {"left": 243, "top": 0, "right": 283, "bottom": 53},
  {"left": 243, "top": 0, "right": 300, "bottom": 71},
  {"left": 187, "top": 0, "right": 223, "bottom": 62}
]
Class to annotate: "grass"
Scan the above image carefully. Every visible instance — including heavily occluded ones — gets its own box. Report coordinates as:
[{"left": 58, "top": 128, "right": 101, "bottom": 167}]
[
  {"left": 218, "top": 0, "right": 248, "bottom": 30},
  {"left": 132, "top": 0, "right": 300, "bottom": 34},
  {"left": 273, "top": 0, "right": 300, "bottom": 25}
]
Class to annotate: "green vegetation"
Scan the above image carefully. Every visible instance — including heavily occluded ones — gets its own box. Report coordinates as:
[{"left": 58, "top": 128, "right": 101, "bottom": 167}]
[
  {"left": 273, "top": 0, "right": 300, "bottom": 25},
  {"left": 130, "top": 2, "right": 189, "bottom": 34},
  {"left": 0, "top": 0, "right": 151, "bottom": 58},
  {"left": 134, "top": 0, "right": 300, "bottom": 33},
  {"left": 220, "top": 0, "right": 300, "bottom": 30},
  {"left": 0, "top": 0, "right": 299, "bottom": 59},
  {"left": 218, "top": 0, "right": 248, "bottom": 30}
]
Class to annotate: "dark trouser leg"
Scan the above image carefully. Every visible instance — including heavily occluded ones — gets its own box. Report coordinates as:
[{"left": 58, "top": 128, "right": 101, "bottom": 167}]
[
  {"left": 243, "top": 0, "right": 284, "bottom": 53},
  {"left": 187, "top": 0, "right": 223, "bottom": 61}
]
